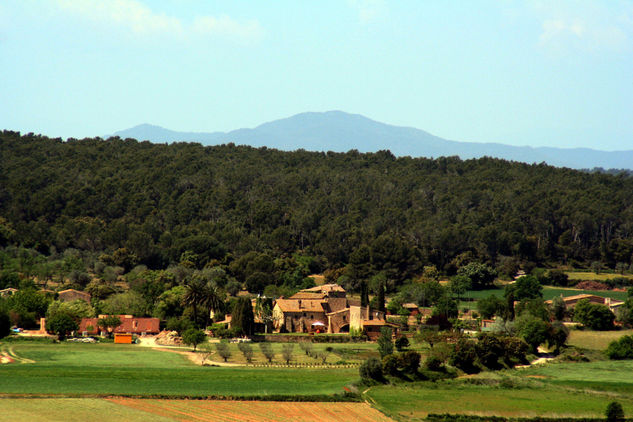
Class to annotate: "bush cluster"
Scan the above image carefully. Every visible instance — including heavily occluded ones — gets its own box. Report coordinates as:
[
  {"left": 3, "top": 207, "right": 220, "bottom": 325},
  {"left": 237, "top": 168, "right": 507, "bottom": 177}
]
[
  {"left": 606, "top": 335, "right": 633, "bottom": 360},
  {"left": 450, "top": 334, "right": 529, "bottom": 374}
]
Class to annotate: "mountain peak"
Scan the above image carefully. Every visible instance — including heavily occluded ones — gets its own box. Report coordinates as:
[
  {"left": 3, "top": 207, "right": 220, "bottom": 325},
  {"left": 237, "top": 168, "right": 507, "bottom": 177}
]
[{"left": 110, "top": 112, "right": 633, "bottom": 170}]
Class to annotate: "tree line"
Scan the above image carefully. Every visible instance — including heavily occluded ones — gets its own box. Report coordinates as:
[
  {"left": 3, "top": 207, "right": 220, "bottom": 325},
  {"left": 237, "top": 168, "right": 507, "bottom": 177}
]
[{"left": 3, "top": 130, "right": 633, "bottom": 294}]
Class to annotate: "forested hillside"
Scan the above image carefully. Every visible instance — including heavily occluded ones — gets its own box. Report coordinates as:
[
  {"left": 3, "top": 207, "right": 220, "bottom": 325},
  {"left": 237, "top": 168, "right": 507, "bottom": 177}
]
[{"left": 2, "top": 130, "right": 633, "bottom": 292}]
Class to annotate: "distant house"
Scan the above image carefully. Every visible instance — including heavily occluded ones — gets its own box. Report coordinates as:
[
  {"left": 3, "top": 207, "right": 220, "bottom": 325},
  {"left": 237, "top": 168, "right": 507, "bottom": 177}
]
[
  {"left": 79, "top": 315, "right": 160, "bottom": 336},
  {"left": 545, "top": 294, "right": 624, "bottom": 313},
  {"left": 58, "top": 289, "right": 91, "bottom": 304},
  {"left": 402, "top": 303, "right": 420, "bottom": 316},
  {"left": 272, "top": 284, "right": 386, "bottom": 334},
  {"left": 362, "top": 319, "right": 400, "bottom": 341},
  {"left": 481, "top": 319, "right": 496, "bottom": 332}
]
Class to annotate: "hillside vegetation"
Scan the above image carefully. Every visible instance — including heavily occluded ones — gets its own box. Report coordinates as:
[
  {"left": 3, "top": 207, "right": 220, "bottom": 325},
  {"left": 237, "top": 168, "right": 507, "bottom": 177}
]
[{"left": 2, "top": 130, "right": 633, "bottom": 291}]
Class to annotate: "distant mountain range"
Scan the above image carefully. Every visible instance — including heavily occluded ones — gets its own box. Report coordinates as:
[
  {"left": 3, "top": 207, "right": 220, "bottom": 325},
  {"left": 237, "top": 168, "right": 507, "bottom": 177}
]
[{"left": 112, "top": 111, "right": 633, "bottom": 170}]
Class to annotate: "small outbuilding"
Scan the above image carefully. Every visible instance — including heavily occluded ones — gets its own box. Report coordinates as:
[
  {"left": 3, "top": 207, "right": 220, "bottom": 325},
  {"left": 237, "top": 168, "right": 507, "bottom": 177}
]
[{"left": 114, "top": 333, "right": 133, "bottom": 344}]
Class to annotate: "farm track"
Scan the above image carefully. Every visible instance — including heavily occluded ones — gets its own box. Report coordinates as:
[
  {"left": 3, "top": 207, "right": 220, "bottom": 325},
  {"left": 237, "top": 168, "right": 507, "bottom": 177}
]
[
  {"left": 0, "top": 346, "right": 34, "bottom": 364},
  {"left": 107, "top": 398, "right": 394, "bottom": 422}
]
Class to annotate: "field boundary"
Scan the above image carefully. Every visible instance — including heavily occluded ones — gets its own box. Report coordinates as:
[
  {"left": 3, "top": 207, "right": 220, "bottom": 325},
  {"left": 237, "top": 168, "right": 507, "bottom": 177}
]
[{"left": 0, "top": 392, "right": 362, "bottom": 402}]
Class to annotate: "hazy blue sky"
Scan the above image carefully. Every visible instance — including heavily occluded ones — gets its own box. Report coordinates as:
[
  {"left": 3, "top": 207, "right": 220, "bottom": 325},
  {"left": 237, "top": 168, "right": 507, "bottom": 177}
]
[{"left": 1, "top": 1, "right": 632, "bottom": 150}]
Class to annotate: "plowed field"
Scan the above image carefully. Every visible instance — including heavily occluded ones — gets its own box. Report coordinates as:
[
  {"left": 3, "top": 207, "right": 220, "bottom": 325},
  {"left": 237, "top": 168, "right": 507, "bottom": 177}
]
[{"left": 107, "top": 398, "right": 393, "bottom": 422}]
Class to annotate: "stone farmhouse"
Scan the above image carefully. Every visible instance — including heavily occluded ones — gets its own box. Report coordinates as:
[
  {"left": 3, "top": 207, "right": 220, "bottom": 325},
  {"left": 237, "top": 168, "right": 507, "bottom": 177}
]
[
  {"left": 58, "top": 288, "right": 91, "bottom": 304},
  {"left": 272, "top": 284, "right": 388, "bottom": 335},
  {"left": 545, "top": 294, "right": 624, "bottom": 313}
]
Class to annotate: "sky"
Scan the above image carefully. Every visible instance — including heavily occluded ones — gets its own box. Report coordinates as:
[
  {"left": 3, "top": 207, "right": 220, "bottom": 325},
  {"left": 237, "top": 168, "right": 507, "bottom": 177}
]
[{"left": 1, "top": 0, "right": 633, "bottom": 150}]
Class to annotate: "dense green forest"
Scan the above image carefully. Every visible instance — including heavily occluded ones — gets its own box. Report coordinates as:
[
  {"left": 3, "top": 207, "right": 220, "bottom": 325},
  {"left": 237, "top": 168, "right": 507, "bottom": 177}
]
[{"left": 2, "top": 130, "right": 633, "bottom": 296}]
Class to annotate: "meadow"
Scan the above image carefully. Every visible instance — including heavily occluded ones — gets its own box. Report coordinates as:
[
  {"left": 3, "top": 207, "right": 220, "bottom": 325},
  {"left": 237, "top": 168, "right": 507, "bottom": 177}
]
[
  {"left": 0, "top": 342, "right": 358, "bottom": 398},
  {"left": 567, "top": 329, "right": 633, "bottom": 350},
  {"left": 365, "top": 360, "right": 633, "bottom": 420},
  {"left": 566, "top": 271, "right": 633, "bottom": 281},
  {"left": 461, "top": 285, "right": 627, "bottom": 306}
]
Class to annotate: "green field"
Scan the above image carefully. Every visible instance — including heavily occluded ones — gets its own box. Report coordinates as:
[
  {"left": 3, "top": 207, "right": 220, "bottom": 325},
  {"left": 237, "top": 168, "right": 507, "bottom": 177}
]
[
  {"left": 366, "top": 360, "right": 633, "bottom": 420},
  {"left": 0, "top": 342, "right": 357, "bottom": 398},
  {"left": 567, "top": 271, "right": 633, "bottom": 281},
  {"left": 567, "top": 329, "right": 633, "bottom": 350},
  {"left": 366, "top": 381, "right": 633, "bottom": 420},
  {"left": 524, "top": 359, "right": 633, "bottom": 393},
  {"left": 461, "top": 285, "right": 627, "bottom": 304},
  {"left": 0, "top": 398, "right": 176, "bottom": 422}
]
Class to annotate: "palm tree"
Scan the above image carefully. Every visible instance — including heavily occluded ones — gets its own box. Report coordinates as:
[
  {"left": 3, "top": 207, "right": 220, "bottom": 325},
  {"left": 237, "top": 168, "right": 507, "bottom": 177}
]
[
  {"left": 183, "top": 276, "right": 206, "bottom": 327},
  {"left": 202, "top": 282, "right": 225, "bottom": 326}
]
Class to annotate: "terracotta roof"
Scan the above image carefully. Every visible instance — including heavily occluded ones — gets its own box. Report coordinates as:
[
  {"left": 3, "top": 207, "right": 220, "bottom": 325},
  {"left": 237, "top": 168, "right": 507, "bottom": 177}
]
[
  {"left": 275, "top": 299, "right": 326, "bottom": 313},
  {"left": 79, "top": 315, "right": 160, "bottom": 335},
  {"left": 289, "top": 292, "right": 326, "bottom": 300},
  {"left": 58, "top": 289, "right": 91, "bottom": 301},
  {"left": 545, "top": 294, "right": 623, "bottom": 307},
  {"left": 326, "top": 308, "right": 350, "bottom": 316},
  {"left": 58, "top": 288, "right": 89, "bottom": 295}
]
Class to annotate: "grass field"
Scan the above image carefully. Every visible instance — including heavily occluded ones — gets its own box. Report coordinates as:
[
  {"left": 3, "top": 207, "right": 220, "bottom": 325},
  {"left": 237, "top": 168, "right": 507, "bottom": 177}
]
[
  {"left": 461, "top": 285, "right": 627, "bottom": 305},
  {"left": 0, "top": 398, "right": 176, "bottom": 422},
  {"left": 524, "top": 359, "right": 633, "bottom": 393},
  {"left": 0, "top": 342, "right": 357, "bottom": 398},
  {"left": 567, "top": 329, "right": 633, "bottom": 350},
  {"left": 566, "top": 271, "right": 633, "bottom": 281},
  {"left": 366, "top": 381, "right": 633, "bottom": 421},
  {"left": 366, "top": 359, "right": 633, "bottom": 420}
]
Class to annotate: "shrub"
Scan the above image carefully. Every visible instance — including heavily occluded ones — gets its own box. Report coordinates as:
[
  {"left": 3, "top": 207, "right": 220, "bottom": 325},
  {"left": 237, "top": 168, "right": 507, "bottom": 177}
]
[
  {"left": 360, "top": 357, "right": 384, "bottom": 383},
  {"left": 395, "top": 336, "right": 409, "bottom": 352},
  {"left": 574, "top": 299, "right": 615, "bottom": 331},
  {"left": 476, "top": 333, "right": 505, "bottom": 370},
  {"left": 449, "top": 338, "right": 480, "bottom": 374},
  {"left": 382, "top": 354, "right": 400, "bottom": 376},
  {"left": 398, "top": 351, "right": 421, "bottom": 374},
  {"left": 606, "top": 335, "right": 633, "bottom": 360},
  {"left": 425, "top": 355, "right": 444, "bottom": 372},
  {"left": 606, "top": 401, "right": 625, "bottom": 422}
]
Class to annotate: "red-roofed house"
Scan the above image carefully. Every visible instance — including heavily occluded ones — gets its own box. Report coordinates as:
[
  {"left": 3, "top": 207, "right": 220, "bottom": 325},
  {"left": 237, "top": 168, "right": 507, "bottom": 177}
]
[{"left": 79, "top": 315, "right": 160, "bottom": 336}]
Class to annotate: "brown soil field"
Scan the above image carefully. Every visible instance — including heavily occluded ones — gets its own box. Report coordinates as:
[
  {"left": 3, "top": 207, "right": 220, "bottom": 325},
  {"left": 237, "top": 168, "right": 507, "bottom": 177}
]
[{"left": 107, "top": 398, "right": 394, "bottom": 422}]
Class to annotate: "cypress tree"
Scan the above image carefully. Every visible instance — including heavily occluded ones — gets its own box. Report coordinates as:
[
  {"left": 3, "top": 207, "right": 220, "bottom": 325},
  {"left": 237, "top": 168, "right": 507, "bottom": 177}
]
[{"left": 232, "top": 297, "right": 254, "bottom": 336}]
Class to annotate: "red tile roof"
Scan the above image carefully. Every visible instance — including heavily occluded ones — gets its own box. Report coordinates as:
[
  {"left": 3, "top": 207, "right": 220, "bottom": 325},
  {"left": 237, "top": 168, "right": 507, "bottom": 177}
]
[
  {"left": 275, "top": 299, "right": 326, "bottom": 313},
  {"left": 79, "top": 315, "right": 160, "bottom": 335}
]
